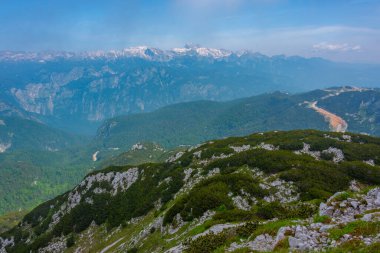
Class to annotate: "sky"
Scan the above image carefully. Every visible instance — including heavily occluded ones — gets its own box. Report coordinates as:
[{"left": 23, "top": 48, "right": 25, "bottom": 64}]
[{"left": 0, "top": 0, "right": 380, "bottom": 63}]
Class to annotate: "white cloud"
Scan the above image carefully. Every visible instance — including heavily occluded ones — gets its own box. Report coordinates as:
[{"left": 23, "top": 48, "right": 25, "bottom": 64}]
[{"left": 313, "top": 42, "right": 361, "bottom": 52}]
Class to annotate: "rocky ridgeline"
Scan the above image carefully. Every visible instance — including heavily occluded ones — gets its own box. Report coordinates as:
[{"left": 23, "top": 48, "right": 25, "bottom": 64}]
[
  {"left": 295, "top": 143, "right": 345, "bottom": 163},
  {"left": 195, "top": 142, "right": 278, "bottom": 166},
  {"left": 50, "top": 168, "right": 139, "bottom": 228}
]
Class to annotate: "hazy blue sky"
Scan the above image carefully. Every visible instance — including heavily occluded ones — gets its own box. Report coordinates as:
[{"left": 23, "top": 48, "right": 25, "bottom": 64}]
[{"left": 1, "top": 0, "right": 380, "bottom": 62}]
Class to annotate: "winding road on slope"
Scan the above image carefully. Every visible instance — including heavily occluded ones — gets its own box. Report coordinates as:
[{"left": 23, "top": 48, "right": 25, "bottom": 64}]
[{"left": 308, "top": 101, "right": 348, "bottom": 132}]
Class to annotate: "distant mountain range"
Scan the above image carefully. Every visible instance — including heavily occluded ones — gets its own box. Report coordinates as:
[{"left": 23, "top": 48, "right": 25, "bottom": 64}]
[
  {"left": 1, "top": 46, "right": 380, "bottom": 134},
  {"left": 0, "top": 86, "right": 379, "bottom": 216}
]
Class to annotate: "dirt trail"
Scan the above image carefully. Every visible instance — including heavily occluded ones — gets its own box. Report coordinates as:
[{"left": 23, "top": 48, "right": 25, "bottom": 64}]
[{"left": 309, "top": 101, "right": 348, "bottom": 132}]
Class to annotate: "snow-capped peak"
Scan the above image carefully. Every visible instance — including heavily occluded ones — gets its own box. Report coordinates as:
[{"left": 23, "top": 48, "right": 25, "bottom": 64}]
[
  {"left": 0, "top": 46, "right": 263, "bottom": 62},
  {"left": 172, "top": 45, "right": 232, "bottom": 58}
]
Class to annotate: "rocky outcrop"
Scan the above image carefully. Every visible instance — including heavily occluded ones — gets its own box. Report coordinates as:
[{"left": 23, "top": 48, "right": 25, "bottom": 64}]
[
  {"left": 0, "top": 237, "right": 14, "bottom": 253},
  {"left": 319, "top": 188, "right": 380, "bottom": 223},
  {"left": 166, "top": 152, "right": 185, "bottom": 163},
  {"left": 50, "top": 168, "right": 139, "bottom": 227},
  {"left": 227, "top": 188, "right": 380, "bottom": 252},
  {"left": 38, "top": 236, "right": 66, "bottom": 253},
  {"left": 295, "top": 143, "right": 344, "bottom": 163}
]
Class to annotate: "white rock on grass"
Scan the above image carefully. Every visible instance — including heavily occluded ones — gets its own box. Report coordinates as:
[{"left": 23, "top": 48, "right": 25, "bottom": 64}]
[
  {"left": 232, "top": 196, "right": 251, "bottom": 211},
  {"left": 342, "top": 134, "right": 352, "bottom": 142},
  {"left": 263, "top": 179, "right": 299, "bottom": 203},
  {"left": 196, "top": 210, "right": 216, "bottom": 225},
  {"left": 322, "top": 147, "right": 344, "bottom": 163},
  {"left": 192, "top": 223, "right": 242, "bottom": 240},
  {"left": 38, "top": 236, "right": 66, "bottom": 253},
  {"left": 0, "top": 237, "right": 14, "bottom": 253},
  {"left": 193, "top": 150, "right": 202, "bottom": 158},
  {"left": 246, "top": 234, "right": 275, "bottom": 252},
  {"left": 131, "top": 143, "right": 145, "bottom": 151},
  {"left": 364, "top": 159, "right": 375, "bottom": 166},
  {"left": 165, "top": 244, "right": 185, "bottom": 253},
  {"left": 168, "top": 214, "right": 185, "bottom": 235},
  {"left": 361, "top": 212, "right": 380, "bottom": 222},
  {"left": 166, "top": 152, "right": 185, "bottom": 163},
  {"left": 294, "top": 143, "right": 320, "bottom": 160},
  {"left": 183, "top": 168, "right": 193, "bottom": 182},
  {"left": 130, "top": 217, "right": 164, "bottom": 246},
  {"left": 207, "top": 167, "right": 220, "bottom": 177},
  {"left": 230, "top": 145, "right": 251, "bottom": 153},
  {"left": 349, "top": 180, "right": 361, "bottom": 192},
  {"left": 319, "top": 188, "right": 380, "bottom": 223},
  {"left": 254, "top": 143, "right": 278, "bottom": 151}
]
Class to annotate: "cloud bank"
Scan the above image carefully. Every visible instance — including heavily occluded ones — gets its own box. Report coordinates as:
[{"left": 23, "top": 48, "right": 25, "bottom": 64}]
[{"left": 313, "top": 42, "right": 361, "bottom": 52}]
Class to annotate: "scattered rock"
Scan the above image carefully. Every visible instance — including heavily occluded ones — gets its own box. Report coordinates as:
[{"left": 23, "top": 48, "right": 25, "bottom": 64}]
[
  {"left": 364, "top": 159, "right": 375, "bottom": 166},
  {"left": 166, "top": 152, "right": 185, "bottom": 163},
  {"left": 230, "top": 145, "right": 251, "bottom": 153},
  {"left": 131, "top": 143, "right": 146, "bottom": 151}
]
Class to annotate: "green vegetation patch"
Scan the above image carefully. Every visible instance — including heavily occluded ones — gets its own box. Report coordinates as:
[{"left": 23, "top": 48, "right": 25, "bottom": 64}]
[
  {"left": 164, "top": 173, "right": 266, "bottom": 224},
  {"left": 329, "top": 221, "right": 380, "bottom": 240}
]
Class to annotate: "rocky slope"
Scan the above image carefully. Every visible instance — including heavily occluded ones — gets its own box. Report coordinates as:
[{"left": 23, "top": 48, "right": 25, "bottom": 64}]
[
  {"left": 1, "top": 130, "right": 380, "bottom": 253},
  {"left": 1, "top": 46, "right": 380, "bottom": 134}
]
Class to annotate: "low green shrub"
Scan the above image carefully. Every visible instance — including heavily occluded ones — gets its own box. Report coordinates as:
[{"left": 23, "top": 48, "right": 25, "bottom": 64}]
[
  {"left": 185, "top": 231, "right": 230, "bottom": 253},
  {"left": 329, "top": 221, "right": 380, "bottom": 240}
]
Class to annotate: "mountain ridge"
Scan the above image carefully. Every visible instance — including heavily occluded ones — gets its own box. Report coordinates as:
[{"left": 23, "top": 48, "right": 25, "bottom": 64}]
[
  {"left": 2, "top": 129, "right": 380, "bottom": 252},
  {"left": 0, "top": 46, "right": 324, "bottom": 62},
  {"left": 93, "top": 87, "right": 380, "bottom": 154},
  {"left": 1, "top": 47, "right": 380, "bottom": 134}
]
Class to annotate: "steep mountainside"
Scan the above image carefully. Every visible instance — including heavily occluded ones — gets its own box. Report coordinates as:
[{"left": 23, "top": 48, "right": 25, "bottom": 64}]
[
  {"left": 1, "top": 46, "right": 380, "bottom": 134},
  {"left": 94, "top": 87, "right": 380, "bottom": 154},
  {"left": 0, "top": 148, "right": 91, "bottom": 215},
  {"left": 1, "top": 130, "right": 380, "bottom": 252},
  {"left": 0, "top": 116, "right": 92, "bottom": 215},
  {"left": 0, "top": 116, "right": 86, "bottom": 152}
]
